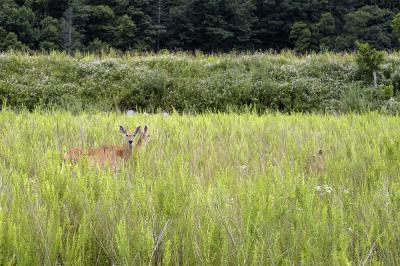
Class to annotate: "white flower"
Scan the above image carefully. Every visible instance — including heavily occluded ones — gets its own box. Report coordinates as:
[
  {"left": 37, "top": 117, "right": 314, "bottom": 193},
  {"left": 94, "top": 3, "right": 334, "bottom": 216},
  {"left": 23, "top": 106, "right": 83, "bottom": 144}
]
[
  {"left": 316, "top": 184, "right": 333, "bottom": 194},
  {"left": 239, "top": 165, "right": 248, "bottom": 175},
  {"left": 324, "top": 185, "right": 333, "bottom": 193},
  {"left": 126, "top": 110, "right": 136, "bottom": 116}
]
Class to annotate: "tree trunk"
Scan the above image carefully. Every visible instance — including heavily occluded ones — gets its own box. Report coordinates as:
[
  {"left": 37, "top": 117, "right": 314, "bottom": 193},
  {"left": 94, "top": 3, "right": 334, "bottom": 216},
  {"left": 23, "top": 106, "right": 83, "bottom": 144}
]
[
  {"left": 373, "top": 71, "right": 377, "bottom": 88},
  {"left": 68, "top": 16, "right": 72, "bottom": 54},
  {"left": 157, "top": 0, "right": 161, "bottom": 52}
]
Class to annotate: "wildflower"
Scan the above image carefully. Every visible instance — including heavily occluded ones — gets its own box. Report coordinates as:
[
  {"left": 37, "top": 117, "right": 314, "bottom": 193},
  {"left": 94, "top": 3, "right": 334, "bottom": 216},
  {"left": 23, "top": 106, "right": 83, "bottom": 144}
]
[
  {"left": 316, "top": 184, "right": 333, "bottom": 194},
  {"left": 126, "top": 110, "right": 136, "bottom": 116},
  {"left": 239, "top": 165, "right": 248, "bottom": 175},
  {"left": 325, "top": 185, "right": 333, "bottom": 193}
]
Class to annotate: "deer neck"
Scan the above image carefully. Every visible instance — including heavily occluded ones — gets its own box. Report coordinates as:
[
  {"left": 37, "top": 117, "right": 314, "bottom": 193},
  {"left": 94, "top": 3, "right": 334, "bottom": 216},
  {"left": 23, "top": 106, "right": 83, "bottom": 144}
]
[
  {"left": 123, "top": 144, "right": 133, "bottom": 160},
  {"left": 136, "top": 137, "right": 143, "bottom": 149}
]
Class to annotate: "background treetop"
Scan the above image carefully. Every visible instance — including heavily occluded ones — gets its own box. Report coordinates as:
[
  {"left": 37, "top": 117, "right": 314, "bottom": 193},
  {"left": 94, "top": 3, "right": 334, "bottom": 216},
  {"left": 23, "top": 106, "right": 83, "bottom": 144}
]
[{"left": 1, "top": 0, "right": 400, "bottom": 52}]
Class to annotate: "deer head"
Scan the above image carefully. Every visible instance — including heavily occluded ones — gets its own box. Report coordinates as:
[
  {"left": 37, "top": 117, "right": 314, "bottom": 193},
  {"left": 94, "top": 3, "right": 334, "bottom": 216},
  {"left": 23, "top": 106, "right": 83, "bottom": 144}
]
[{"left": 119, "top": 125, "right": 141, "bottom": 146}]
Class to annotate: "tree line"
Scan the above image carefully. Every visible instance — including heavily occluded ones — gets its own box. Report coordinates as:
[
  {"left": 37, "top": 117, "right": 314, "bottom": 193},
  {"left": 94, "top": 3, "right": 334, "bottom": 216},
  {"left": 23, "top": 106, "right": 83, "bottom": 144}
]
[{"left": 1, "top": 0, "right": 400, "bottom": 53}]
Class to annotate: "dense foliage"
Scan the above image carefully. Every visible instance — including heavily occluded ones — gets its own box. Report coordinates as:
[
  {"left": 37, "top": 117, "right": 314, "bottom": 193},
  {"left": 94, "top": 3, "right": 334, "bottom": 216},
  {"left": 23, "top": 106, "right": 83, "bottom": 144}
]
[
  {"left": 355, "top": 41, "right": 385, "bottom": 86},
  {"left": 1, "top": 0, "right": 400, "bottom": 52},
  {"left": 1, "top": 51, "right": 400, "bottom": 114}
]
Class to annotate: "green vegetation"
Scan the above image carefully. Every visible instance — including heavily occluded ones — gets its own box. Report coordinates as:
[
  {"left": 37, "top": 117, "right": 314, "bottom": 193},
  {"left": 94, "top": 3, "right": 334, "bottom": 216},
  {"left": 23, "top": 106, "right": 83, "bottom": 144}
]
[
  {"left": 0, "top": 52, "right": 400, "bottom": 113},
  {"left": 355, "top": 42, "right": 385, "bottom": 87},
  {"left": 0, "top": 1, "right": 400, "bottom": 52},
  {"left": 1, "top": 51, "right": 400, "bottom": 114},
  {"left": 0, "top": 110, "right": 399, "bottom": 265}
]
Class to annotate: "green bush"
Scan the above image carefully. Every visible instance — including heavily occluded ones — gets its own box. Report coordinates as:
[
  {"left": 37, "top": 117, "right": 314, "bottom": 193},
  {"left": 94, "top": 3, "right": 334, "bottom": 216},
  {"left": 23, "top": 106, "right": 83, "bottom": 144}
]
[
  {"left": 391, "top": 71, "right": 400, "bottom": 96},
  {"left": 381, "top": 84, "right": 394, "bottom": 99},
  {"left": 0, "top": 51, "right": 399, "bottom": 113},
  {"left": 355, "top": 42, "right": 385, "bottom": 86}
]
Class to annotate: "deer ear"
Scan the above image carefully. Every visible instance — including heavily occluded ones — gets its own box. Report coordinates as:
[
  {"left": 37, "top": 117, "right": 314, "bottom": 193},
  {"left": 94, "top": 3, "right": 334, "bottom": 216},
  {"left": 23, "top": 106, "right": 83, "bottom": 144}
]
[
  {"left": 143, "top": 125, "right": 148, "bottom": 134},
  {"left": 133, "top": 126, "right": 141, "bottom": 135},
  {"left": 119, "top": 126, "right": 127, "bottom": 134}
]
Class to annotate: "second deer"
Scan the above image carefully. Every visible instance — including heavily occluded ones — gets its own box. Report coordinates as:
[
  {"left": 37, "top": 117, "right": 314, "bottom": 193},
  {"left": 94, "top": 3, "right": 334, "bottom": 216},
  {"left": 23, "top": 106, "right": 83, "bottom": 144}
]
[
  {"left": 305, "top": 149, "right": 325, "bottom": 175},
  {"left": 64, "top": 125, "right": 150, "bottom": 167}
]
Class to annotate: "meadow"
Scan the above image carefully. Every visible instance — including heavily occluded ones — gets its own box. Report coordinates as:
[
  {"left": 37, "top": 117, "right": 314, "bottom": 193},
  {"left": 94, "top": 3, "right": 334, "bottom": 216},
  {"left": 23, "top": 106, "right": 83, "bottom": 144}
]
[{"left": 0, "top": 109, "right": 399, "bottom": 265}]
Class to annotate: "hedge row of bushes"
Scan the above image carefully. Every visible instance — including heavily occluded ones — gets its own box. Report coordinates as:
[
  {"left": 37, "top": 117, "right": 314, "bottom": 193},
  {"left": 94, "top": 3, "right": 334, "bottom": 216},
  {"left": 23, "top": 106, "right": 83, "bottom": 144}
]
[{"left": 1, "top": 51, "right": 400, "bottom": 114}]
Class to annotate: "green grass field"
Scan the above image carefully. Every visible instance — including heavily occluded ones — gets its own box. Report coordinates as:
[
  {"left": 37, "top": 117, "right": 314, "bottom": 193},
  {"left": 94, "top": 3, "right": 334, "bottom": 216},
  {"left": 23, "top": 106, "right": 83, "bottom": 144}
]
[{"left": 0, "top": 110, "right": 400, "bottom": 265}]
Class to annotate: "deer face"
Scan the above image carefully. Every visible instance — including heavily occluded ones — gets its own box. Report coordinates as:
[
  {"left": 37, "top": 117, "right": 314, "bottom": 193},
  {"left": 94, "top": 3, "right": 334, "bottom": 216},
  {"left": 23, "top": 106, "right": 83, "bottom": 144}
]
[
  {"left": 120, "top": 126, "right": 141, "bottom": 145},
  {"left": 141, "top": 125, "right": 151, "bottom": 145}
]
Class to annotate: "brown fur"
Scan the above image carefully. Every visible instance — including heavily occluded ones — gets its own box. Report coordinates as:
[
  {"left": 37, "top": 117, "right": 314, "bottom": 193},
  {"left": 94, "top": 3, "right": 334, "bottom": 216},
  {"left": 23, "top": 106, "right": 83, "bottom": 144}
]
[
  {"left": 305, "top": 149, "right": 325, "bottom": 174},
  {"left": 64, "top": 126, "right": 143, "bottom": 167},
  {"left": 135, "top": 125, "right": 150, "bottom": 151},
  {"left": 64, "top": 145, "right": 133, "bottom": 167}
]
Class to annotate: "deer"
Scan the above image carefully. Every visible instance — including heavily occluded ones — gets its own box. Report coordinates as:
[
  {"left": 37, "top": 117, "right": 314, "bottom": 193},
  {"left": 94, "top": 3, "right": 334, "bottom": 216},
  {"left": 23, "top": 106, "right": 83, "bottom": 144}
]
[
  {"left": 305, "top": 149, "right": 325, "bottom": 175},
  {"left": 64, "top": 125, "right": 149, "bottom": 167},
  {"left": 136, "top": 125, "right": 150, "bottom": 151}
]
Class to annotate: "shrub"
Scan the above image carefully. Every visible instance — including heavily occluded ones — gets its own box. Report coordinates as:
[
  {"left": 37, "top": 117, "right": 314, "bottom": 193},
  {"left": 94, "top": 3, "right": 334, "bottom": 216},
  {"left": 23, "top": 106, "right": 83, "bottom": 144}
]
[
  {"left": 355, "top": 42, "right": 385, "bottom": 86},
  {"left": 391, "top": 71, "right": 400, "bottom": 96},
  {"left": 0, "top": 51, "right": 398, "bottom": 114},
  {"left": 381, "top": 84, "right": 394, "bottom": 99},
  {"left": 382, "top": 98, "right": 400, "bottom": 114}
]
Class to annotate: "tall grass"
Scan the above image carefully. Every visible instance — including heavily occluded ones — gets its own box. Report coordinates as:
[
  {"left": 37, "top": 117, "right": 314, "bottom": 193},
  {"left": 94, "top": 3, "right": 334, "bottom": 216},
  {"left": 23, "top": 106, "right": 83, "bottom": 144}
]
[{"left": 0, "top": 110, "right": 399, "bottom": 265}]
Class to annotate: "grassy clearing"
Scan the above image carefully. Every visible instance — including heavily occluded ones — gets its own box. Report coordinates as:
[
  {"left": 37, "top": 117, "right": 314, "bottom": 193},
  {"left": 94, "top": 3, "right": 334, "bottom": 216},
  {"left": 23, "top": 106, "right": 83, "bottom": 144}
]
[{"left": 0, "top": 110, "right": 399, "bottom": 265}]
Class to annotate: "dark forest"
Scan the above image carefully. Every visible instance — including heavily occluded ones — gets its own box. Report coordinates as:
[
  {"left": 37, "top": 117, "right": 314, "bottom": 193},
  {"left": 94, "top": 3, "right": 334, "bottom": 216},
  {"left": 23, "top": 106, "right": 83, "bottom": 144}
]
[{"left": 1, "top": 0, "right": 400, "bottom": 52}]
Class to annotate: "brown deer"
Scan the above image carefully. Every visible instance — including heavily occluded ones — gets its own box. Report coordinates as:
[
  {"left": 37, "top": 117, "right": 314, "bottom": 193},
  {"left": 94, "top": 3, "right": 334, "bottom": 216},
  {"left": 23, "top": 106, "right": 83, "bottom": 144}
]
[
  {"left": 136, "top": 125, "right": 150, "bottom": 151},
  {"left": 305, "top": 149, "right": 325, "bottom": 175},
  {"left": 64, "top": 125, "right": 142, "bottom": 167}
]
